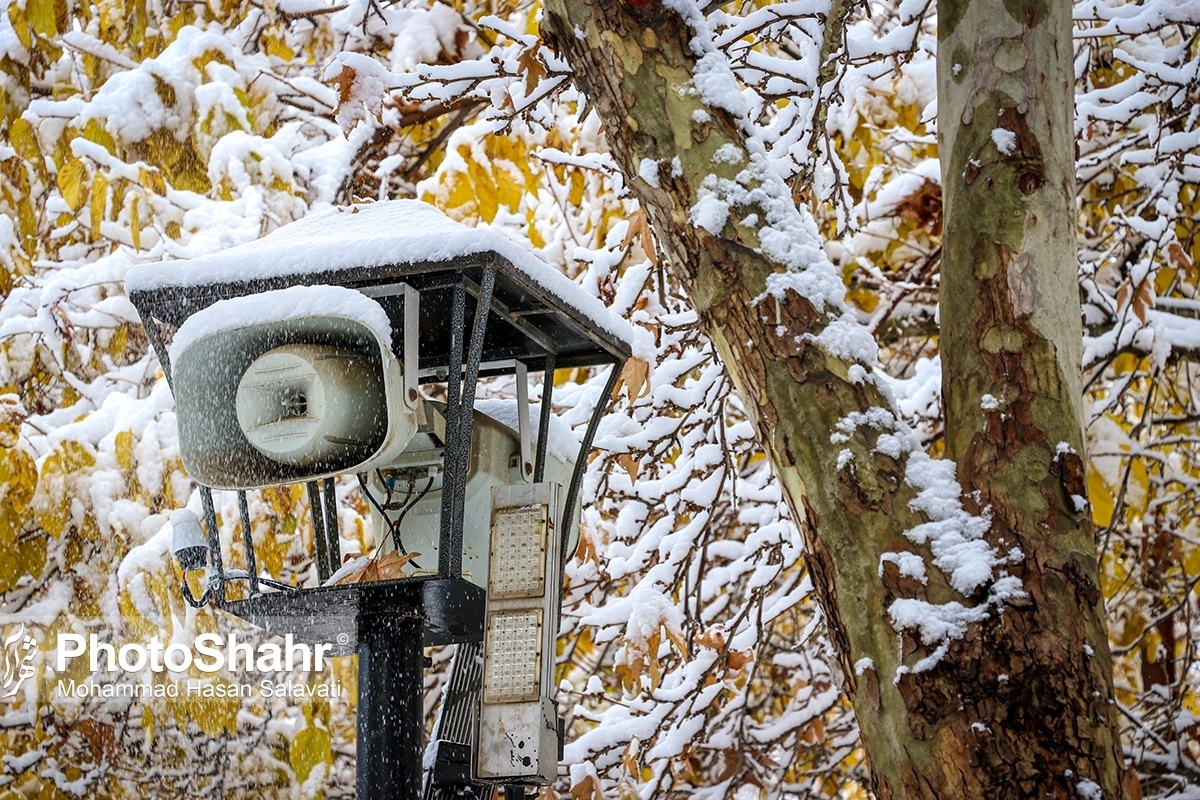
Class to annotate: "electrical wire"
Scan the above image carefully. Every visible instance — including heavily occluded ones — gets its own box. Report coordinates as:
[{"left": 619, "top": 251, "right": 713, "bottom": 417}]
[
  {"left": 358, "top": 470, "right": 437, "bottom": 563},
  {"left": 358, "top": 472, "right": 389, "bottom": 518},
  {"left": 389, "top": 474, "right": 436, "bottom": 558}
]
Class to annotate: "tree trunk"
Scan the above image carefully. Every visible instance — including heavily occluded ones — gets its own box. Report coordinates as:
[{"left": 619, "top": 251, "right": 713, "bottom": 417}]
[
  {"left": 936, "top": 0, "right": 1129, "bottom": 795},
  {"left": 540, "top": 0, "right": 1129, "bottom": 797}
]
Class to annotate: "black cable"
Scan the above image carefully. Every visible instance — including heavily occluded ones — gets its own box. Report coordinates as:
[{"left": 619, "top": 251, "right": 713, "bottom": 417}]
[
  {"left": 181, "top": 580, "right": 209, "bottom": 608},
  {"left": 358, "top": 472, "right": 390, "bottom": 518},
  {"left": 390, "top": 474, "right": 436, "bottom": 558}
]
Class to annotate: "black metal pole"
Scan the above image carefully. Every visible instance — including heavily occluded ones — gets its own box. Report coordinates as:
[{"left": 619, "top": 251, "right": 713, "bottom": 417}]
[
  {"left": 450, "top": 262, "right": 495, "bottom": 544},
  {"left": 306, "top": 481, "right": 332, "bottom": 583},
  {"left": 199, "top": 487, "right": 226, "bottom": 604},
  {"left": 438, "top": 277, "right": 467, "bottom": 578},
  {"left": 357, "top": 609, "right": 425, "bottom": 798},
  {"left": 236, "top": 491, "right": 260, "bottom": 596},
  {"left": 321, "top": 478, "right": 340, "bottom": 569},
  {"left": 561, "top": 362, "right": 623, "bottom": 567},
  {"left": 533, "top": 353, "right": 555, "bottom": 484}
]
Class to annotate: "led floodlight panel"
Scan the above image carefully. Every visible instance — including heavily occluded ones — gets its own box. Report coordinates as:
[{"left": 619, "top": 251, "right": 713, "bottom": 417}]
[{"left": 476, "top": 483, "right": 564, "bottom": 784}]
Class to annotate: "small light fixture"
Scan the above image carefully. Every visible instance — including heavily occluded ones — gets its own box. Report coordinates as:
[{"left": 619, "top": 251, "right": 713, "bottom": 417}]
[{"left": 170, "top": 509, "right": 210, "bottom": 607}]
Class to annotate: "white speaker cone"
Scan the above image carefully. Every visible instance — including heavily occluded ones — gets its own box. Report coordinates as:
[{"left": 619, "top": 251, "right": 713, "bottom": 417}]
[{"left": 235, "top": 344, "right": 385, "bottom": 466}]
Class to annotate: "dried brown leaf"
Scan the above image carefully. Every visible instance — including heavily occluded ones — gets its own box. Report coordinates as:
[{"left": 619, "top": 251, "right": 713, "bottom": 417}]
[
  {"left": 616, "top": 453, "right": 639, "bottom": 483},
  {"left": 517, "top": 43, "right": 546, "bottom": 93},
  {"left": 570, "top": 774, "right": 603, "bottom": 800},
  {"left": 334, "top": 550, "right": 418, "bottom": 584},
  {"left": 621, "top": 736, "right": 639, "bottom": 777},
  {"left": 330, "top": 64, "right": 356, "bottom": 107},
  {"left": 611, "top": 357, "right": 651, "bottom": 403},
  {"left": 621, "top": 208, "right": 657, "bottom": 265},
  {"left": 695, "top": 626, "right": 726, "bottom": 651},
  {"left": 1115, "top": 279, "right": 1132, "bottom": 314},
  {"left": 715, "top": 747, "right": 741, "bottom": 782},
  {"left": 1132, "top": 280, "right": 1155, "bottom": 325},
  {"left": 726, "top": 648, "right": 754, "bottom": 673},
  {"left": 1167, "top": 241, "right": 1194, "bottom": 277}
]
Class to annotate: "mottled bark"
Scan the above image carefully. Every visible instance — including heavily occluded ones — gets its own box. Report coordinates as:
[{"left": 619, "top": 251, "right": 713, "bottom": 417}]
[
  {"left": 937, "top": 0, "right": 1129, "bottom": 795},
  {"left": 540, "top": 0, "right": 1127, "bottom": 798}
]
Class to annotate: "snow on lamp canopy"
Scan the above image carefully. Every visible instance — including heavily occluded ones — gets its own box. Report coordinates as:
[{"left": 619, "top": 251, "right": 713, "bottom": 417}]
[{"left": 124, "top": 199, "right": 635, "bottom": 348}]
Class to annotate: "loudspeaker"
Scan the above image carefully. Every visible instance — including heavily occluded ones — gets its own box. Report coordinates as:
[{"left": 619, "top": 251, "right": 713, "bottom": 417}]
[{"left": 172, "top": 313, "right": 416, "bottom": 490}]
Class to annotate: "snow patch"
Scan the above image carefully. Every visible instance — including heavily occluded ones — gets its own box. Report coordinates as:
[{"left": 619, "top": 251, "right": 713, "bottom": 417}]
[
  {"left": 712, "top": 144, "right": 744, "bottom": 165},
  {"left": 991, "top": 127, "right": 1017, "bottom": 155},
  {"left": 639, "top": 158, "right": 661, "bottom": 188},
  {"left": 879, "top": 551, "right": 928, "bottom": 583}
]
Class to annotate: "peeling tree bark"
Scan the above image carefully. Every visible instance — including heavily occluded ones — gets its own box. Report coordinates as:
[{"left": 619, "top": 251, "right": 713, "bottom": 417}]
[
  {"left": 540, "top": 0, "right": 1128, "bottom": 797},
  {"left": 936, "top": 0, "right": 1130, "bottom": 796}
]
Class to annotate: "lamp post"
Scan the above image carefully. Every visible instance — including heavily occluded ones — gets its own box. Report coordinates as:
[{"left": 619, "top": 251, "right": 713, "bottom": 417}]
[{"left": 125, "top": 200, "right": 631, "bottom": 798}]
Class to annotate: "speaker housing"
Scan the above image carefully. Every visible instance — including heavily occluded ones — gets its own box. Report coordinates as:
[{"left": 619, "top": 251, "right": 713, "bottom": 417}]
[{"left": 173, "top": 313, "right": 416, "bottom": 490}]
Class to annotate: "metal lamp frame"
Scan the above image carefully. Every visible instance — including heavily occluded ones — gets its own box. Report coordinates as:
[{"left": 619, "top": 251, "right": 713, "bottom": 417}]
[{"left": 129, "top": 251, "right": 629, "bottom": 799}]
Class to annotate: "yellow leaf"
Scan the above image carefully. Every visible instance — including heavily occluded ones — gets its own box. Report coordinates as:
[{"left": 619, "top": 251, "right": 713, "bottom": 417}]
[
  {"left": 82, "top": 118, "right": 116, "bottom": 154},
  {"left": 166, "top": 683, "right": 240, "bottom": 738},
  {"left": 106, "top": 324, "right": 127, "bottom": 361},
  {"left": 17, "top": 196, "right": 37, "bottom": 246},
  {"left": 493, "top": 163, "right": 521, "bottom": 214},
  {"left": 466, "top": 157, "right": 499, "bottom": 223},
  {"left": 26, "top": 0, "right": 59, "bottom": 37},
  {"left": 90, "top": 171, "right": 108, "bottom": 241},
  {"left": 56, "top": 158, "right": 86, "bottom": 211},
  {"left": 1111, "top": 352, "right": 1139, "bottom": 376},
  {"left": 33, "top": 440, "right": 96, "bottom": 538},
  {"left": 6, "top": 4, "right": 31, "bottom": 51},
  {"left": 262, "top": 33, "right": 294, "bottom": 61},
  {"left": 847, "top": 285, "right": 880, "bottom": 313},
  {"left": 141, "top": 706, "right": 155, "bottom": 750},
  {"left": 0, "top": 531, "right": 46, "bottom": 594},
  {"left": 9, "top": 118, "right": 41, "bottom": 164},
  {"left": 115, "top": 429, "right": 134, "bottom": 473},
  {"left": 130, "top": 194, "right": 141, "bottom": 250},
  {"left": 1154, "top": 266, "right": 1177, "bottom": 297},
  {"left": 439, "top": 175, "right": 473, "bottom": 213},
  {"left": 290, "top": 715, "right": 333, "bottom": 787},
  {"left": 568, "top": 169, "right": 585, "bottom": 206},
  {"left": 138, "top": 165, "right": 167, "bottom": 196},
  {"left": 1087, "top": 465, "right": 1114, "bottom": 528},
  {"left": 0, "top": 448, "right": 37, "bottom": 517}
]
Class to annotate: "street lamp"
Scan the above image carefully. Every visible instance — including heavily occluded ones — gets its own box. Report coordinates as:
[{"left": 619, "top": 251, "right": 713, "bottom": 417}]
[{"left": 125, "top": 200, "right": 631, "bottom": 798}]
